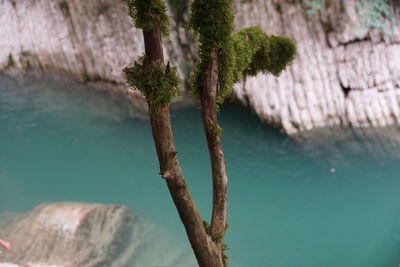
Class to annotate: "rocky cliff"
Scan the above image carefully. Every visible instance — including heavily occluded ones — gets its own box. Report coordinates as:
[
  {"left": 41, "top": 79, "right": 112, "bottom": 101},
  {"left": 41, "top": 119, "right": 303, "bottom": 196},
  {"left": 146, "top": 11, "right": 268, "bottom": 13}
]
[
  {"left": 1, "top": 0, "right": 399, "bottom": 134},
  {"left": 233, "top": 0, "right": 400, "bottom": 134}
]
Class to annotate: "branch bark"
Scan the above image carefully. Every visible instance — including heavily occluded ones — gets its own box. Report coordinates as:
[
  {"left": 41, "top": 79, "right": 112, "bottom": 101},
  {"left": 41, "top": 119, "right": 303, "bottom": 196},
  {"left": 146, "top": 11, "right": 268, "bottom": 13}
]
[
  {"left": 142, "top": 25, "right": 224, "bottom": 267},
  {"left": 201, "top": 49, "right": 228, "bottom": 240}
]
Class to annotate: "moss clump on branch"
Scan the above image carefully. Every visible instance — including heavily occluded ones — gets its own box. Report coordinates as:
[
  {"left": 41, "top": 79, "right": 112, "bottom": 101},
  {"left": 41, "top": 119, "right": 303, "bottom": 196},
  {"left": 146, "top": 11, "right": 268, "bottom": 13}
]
[
  {"left": 211, "top": 123, "right": 223, "bottom": 145},
  {"left": 231, "top": 27, "right": 268, "bottom": 82},
  {"left": 189, "top": 1, "right": 296, "bottom": 104},
  {"left": 189, "top": 0, "right": 234, "bottom": 50},
  {"left": 189, "top": 0, "right": 235, "bottom": 104},
  {"left": 123, "top": 58, "right": 182, "bottom": 108},
  {"left": 211, "top": 123, "right": 223, "bottom": 138},
  {"left": 122, "top": 0, "right": 169, "bottom": 35},
  {"left": 252, "top": 35, "right": 297, "bottom": 76},
  {"left": 233, "top": 27, "right": 297, "bottom": 79}
]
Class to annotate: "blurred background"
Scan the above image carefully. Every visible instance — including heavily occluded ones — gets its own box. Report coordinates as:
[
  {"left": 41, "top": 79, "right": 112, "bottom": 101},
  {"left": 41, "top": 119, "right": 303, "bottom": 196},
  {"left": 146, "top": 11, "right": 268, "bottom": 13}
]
[{"left": 1, "top": 0, "right": 400, "bottom": 266}]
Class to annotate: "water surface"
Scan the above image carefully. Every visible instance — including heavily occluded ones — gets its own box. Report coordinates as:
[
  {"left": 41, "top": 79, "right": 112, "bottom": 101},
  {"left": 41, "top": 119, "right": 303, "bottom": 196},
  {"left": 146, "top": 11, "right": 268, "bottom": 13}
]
[{"left": 1, "top": 75, "right": 400, "bottom": 266}]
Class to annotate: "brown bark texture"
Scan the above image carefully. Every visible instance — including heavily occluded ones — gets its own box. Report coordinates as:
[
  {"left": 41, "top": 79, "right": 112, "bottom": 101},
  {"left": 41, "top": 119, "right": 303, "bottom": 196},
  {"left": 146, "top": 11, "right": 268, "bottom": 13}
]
[
  {"left": 201, "top": 49, "right": 228, "bottom": 238},
  {"left": 142, "top": 26, "right": 224, "bottom": 267}
]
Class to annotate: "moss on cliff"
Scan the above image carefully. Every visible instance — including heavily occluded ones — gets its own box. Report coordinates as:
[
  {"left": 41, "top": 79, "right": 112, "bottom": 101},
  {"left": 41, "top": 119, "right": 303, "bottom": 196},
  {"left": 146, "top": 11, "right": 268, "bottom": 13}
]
[
  {"left": 59, "top": 1, "right": 70, "bottom": 18},
  {"left": 6, "top": 54, "right": 15, "bottom": 69},
  {"left": 232, "top": 27, "right": 296, "bottom": 81}
]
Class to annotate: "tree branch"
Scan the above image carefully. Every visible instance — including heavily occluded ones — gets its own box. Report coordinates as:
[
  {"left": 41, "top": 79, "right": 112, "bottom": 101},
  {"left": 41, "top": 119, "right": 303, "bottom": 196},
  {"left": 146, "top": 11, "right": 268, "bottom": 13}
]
[
  {"left": 201, "top": 49, "right": 228, "bottom": 237},
  {"left": 143, "top": 26, "right": 223, "bottom": 267}
]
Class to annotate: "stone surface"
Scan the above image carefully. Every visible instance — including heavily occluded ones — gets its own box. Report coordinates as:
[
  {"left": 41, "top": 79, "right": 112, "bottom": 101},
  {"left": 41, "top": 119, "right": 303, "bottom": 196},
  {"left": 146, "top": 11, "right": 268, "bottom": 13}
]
[
  {"left": 233, "top": 0, "right": 400, "bottom": 134},
  {"left": 0, "top": 202, "right": 195, "bottom": 267},
  {"left": 1, "top": 0, "right": 399, "bottom": 134}
]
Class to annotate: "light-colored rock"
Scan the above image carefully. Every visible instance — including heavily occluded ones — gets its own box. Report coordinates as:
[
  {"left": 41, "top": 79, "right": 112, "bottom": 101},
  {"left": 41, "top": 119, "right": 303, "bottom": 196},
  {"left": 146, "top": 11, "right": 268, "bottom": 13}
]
[
  {"left": 233, "top": 0, "right": 400, "bottom": 134},
  {"left": 0, "top": 202, "right": 196, "bottom": 267}
]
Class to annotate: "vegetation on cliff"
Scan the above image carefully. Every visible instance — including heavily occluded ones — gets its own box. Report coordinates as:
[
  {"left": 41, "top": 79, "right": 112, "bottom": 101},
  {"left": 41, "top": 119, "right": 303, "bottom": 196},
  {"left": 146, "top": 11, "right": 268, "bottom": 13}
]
[{"left": 306, "top": 0, "right": 397, "bottom": 37}]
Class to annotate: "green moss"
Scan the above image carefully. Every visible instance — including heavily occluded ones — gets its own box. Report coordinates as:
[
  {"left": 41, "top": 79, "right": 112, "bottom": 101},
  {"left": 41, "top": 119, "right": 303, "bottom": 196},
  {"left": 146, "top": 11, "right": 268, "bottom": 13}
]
[
  {"left": 291, "top": 121, "right": 300, "bottom": 130},
  {"left": 189, "top": 0, "right": 235, "bottom": 104},
  {"left": 189, "top": 3, "right": 296, "bottom": 105},
  {"left": 232, "top": 27, "right": 297, "bottom": 80},
  {"left": 247, "top": 34, "right": 297, "bottom": 77},
  {"left": 122, "top": 0, "right": 169, "bottom": 36},
  {"left": 203, "top": 220, "right": 229, "bottom": 266},
  {"left": 123, "top": 57, "right": 182, "bottom": 109},
  {"left": 231, "top": 27, "right": 267, "bottom": 81},
  {"left": 122, "top": 0, "right": 182, "bottom": 109},
  {"left": 203, "top": 220, "right": 224, "bottom": 241},
  {"left": 212, "top": 232, "right": 224, "bottom": 242},
  {"left": 210, "top": 123, "right": 223, "bottom": 145},
  {"left": 222, "top": 241, "right": 229, "bottom": 267},
  {"left": 59, "top": 0, "right": 70, "bottom": 18},
  {"left": 6, "top": 54, "right": 15, "bottom": 68},
  {"left": 19, "top": 51, "right": 33, "bottom": 70},
  {"left": 203, "top": 220, "right": 211, "bottom": 235},
  {"left": 189, "top": 0, "right": 234, "bottom": 51},
  {"left": 212, "top": 123, "right": 223, "bottom": 137}
]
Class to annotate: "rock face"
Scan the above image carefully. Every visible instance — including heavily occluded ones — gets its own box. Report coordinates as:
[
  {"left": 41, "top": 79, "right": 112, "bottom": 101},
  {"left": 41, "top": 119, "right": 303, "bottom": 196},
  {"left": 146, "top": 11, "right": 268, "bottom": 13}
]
[
  {"left": 0, "top": 0, "right": 152, "bottom": 113},
  {"left": 0, "top": 0, "right": 186, "bottom": 82},
  {"left": 0, "top": 203, "right": 134, "bottom": 266},
  {"left": 0, "top": 202, "right": 195, "bottom": 267},
  {"left": 1, "top": 0, "right": 399, "bottom": 134},
  {"left": 233, "top": 0, "right": 400, "bottom": 134},
  {"left": 1, "top": 0, "right": 141, "bottom": 83}
]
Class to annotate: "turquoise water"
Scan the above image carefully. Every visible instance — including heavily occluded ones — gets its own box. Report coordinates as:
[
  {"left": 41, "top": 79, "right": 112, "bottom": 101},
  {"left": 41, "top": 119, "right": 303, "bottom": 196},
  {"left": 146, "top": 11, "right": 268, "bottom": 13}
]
[{"left": 1, "top": 75, "right": 400, "bottom": 266}]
